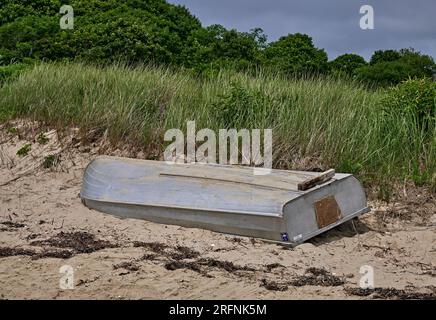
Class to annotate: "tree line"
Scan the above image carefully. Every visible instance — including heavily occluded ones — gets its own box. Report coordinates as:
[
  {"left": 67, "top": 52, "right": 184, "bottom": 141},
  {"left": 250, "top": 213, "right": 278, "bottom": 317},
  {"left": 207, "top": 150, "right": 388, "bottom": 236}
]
[{"left": 1, "top": 0, "right": 435, "bottom": 86}]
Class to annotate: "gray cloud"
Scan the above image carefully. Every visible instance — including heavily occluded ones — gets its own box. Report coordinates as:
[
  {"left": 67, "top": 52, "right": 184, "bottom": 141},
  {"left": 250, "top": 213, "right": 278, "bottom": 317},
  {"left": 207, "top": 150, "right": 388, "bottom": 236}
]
[{"left": 169, "top": 0, "right": 436, "bottom": 60}]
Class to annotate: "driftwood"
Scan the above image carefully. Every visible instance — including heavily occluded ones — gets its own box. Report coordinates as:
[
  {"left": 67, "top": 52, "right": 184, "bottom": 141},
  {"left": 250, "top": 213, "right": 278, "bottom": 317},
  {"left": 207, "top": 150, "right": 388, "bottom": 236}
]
[{"left": 297, "top": 169, "right": 335, "bottom": 191}]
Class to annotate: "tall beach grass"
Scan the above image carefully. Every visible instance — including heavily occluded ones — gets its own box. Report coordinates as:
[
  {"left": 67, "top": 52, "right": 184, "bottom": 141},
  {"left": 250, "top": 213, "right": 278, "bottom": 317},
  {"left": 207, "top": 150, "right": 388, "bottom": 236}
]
[{"left": 0, "top": 62, "right": 434, "bottom": 191}]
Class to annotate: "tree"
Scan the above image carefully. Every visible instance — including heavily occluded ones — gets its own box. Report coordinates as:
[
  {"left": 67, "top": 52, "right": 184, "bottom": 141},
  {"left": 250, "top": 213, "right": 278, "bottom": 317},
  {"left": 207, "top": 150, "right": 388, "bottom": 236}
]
[
  {"left": 263, "top": 33, "right": 328, "bottom": 75},
  {"left": 398, "top": 48, "right": 435, "bottom": 77},
  {"left": 1, "top": 0, "right": 435, "bottom": 82},
  {"left": 370, "top": 50, "right": 400, "bottom": 65},
  {"left": 357, "top": 48, "right": 435, "bottom": 86},
  {"left": 0, "top": 15, "right": 60, "bottom": 64},
  {"left": 356, "top": 61, "right": 415, "bottom": 87},
  {"left": 0, "top": 0, "right": 61, "bottom": 25},
  {"left": 329, "top": 54, "right": 367, "bottom": 77},
  {"left": 183, "top": 24, "right": 267, "bottom": 73},
  {"left": 0, "top": 0, "right": 202, "bottom": 65}
]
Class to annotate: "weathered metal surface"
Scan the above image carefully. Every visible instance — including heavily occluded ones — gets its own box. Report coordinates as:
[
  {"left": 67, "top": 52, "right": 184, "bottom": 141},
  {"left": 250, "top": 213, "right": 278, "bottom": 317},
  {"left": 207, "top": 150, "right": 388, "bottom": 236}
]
[
  {"left": 80, "top": 156, "right": 370, "bottom": 244},
  {"left": 314, "top": 195, "right": 342, "bottom": 228}
]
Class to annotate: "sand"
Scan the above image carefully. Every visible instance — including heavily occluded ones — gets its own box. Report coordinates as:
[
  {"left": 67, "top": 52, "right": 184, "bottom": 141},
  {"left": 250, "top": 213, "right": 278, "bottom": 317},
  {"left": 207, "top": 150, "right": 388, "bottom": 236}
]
[{"left": 0, "top": 122, "right": 435, "bottom": 300}]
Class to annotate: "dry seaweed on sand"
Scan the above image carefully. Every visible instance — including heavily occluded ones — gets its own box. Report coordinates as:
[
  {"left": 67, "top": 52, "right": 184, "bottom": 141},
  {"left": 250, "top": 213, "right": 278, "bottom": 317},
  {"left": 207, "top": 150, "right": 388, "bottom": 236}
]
[
  {"left": 344, "top": 287, "right": 436, "bottom": 300},
  {"left": 1, "top": 221, "right": 26, "bottom": 228},
  {"left": 260, "top": 278, "right": 288, "bottom": 291},
  {"left": 0, "top": 246, "right": 73, "bottom": 259},
  {"left": 31, "top": 231, "right": 118, "bottom": 253},
  {"left": 132, "top": 241, "right": 168, "bottom": 253},
  {"left": 133, "top": 241, "right": 200, "bottom": 260},
  {"left": 265, "top": 263, "right": 285, "bottom": 272},
  {"left": 164, "top": 260, "right": 204, "bottom": 274},
  {"left": 197, "top": 258, "right": 256, "bottom": 272},
  {"left": 289, "top": 267, "right": 345, "bottom": 287},
  {"left": 32, "top": 249, "right": 74, "bottom": 259},
  {"left": 168, "top": 246, "right": 200, "bottom": 260},
  {"left": 0, "top": 247, "right": 35, "bottom": 257},
  {"left": 113, "top": 261, "right": 140, "bottom": 272}
]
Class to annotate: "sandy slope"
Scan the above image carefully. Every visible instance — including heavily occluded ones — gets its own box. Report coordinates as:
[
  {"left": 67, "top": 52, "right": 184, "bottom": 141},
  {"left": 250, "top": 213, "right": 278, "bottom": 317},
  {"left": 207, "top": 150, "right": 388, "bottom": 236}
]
[{"left": 0, "top": 122, "right": 435, "bottom": 300}]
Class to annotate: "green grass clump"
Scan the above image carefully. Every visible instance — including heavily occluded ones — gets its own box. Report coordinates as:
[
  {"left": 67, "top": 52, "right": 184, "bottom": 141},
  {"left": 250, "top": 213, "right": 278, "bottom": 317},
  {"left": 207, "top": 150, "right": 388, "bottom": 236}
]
[
  {"left": 7, "top": 127, "right": 18, "bottom": 135},
  {"left": 42, "top": 154, "right": 57, "bottom": 168},
  {"left": 0, "top": 62, "right": 434, "bottom": 189},
  {"left": 36, "top": 133, "right": 49, "bottom": 145},
  {"left": 16, "top": 143, "right": 31, "bottom": 157}
]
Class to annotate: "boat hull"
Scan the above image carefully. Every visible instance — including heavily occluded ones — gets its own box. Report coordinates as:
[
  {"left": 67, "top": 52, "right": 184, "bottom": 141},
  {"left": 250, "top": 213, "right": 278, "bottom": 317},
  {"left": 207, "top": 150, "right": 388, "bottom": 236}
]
[{"left": 80, "top": 156, "right": 369, "bottom": 244}]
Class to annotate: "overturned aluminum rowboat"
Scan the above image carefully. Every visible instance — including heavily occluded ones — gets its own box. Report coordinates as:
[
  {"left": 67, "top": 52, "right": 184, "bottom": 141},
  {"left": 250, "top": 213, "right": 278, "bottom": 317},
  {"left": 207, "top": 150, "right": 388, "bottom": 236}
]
[{"left": 80, "top": 156, "right": 369, "bottom": 244}]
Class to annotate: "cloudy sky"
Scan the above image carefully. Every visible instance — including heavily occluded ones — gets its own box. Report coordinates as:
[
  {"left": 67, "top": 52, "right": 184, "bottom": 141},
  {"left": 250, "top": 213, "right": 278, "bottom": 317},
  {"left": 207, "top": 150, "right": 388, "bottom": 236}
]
[{"left": 169, "top": 0, "right": 436, "bottom": 61}]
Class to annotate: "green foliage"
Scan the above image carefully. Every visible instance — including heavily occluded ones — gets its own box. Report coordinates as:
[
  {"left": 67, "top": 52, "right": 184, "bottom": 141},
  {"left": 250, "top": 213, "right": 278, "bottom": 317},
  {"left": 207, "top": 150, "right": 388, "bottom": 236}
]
[
  {"left": 2, "top": 62, "right": 435, "bottom": 189},
  {"left": 264, "top": 33, "right": 328, "bottom": 75},
  {"left": 356, "top": 60, "right": 412, "bottom": 87},
  {"left": 37, "top": 133, "right": 49, "bottom": 144},
  {"left": 0, "top": 1, "right": 435, "bottom": 192},
  {"left": 370, "top": 50, "right": 401, "bottom": 65},
  {"left": 376, "top": 78, "right": 436, "bottom": 187},
  {"left": 184, "top": 25, "right": 267, "bottom": 75},
  {"left": 7, "top": 126, "right": 18, "bottom": 135},
  {"left": 213, "top": 81, "right": 268, "bottom": 128},
  {"left": 17, "top": 143, "right": 31, "bottom": 156},
  {"left": 70, "top": 0, "right": 201, "bottom": 65},
  {"left": 0, "top": 15, "right": 60, "bottom": 63},
  {"left": 0, "top": 0, "right": 61, "bottom": 25},
  {"left": 43, "top": 154, "right": 57, "bottom": 168},
  {"left": 357, "top": 49, "right": 435, "bottom": 86},
  {"left": 0, "top": 0, "right": 202, "bottom": 65},
  {"left": 329, "top": 54, "right": 367, "bottom": 77},
  {"left": 0, "top": 63, "right": 28, "bottom": 83},
  {"left": 337, "top": 159, "right": 363, "bottom": 176},
  {"left": 399, "top": 48, "right": 435, "bottom": 77},
  {"left": 411, "top": 169, "right": 430, "bottom": 187},
  {"left": 381, "top": 78, "right": 436, "bottom": 127},
  {"left": 376, "top": 182, "right": 393, "bottom": 202},
  {"left": 0, "top": 0, "right": 434, "bottom": 85}
]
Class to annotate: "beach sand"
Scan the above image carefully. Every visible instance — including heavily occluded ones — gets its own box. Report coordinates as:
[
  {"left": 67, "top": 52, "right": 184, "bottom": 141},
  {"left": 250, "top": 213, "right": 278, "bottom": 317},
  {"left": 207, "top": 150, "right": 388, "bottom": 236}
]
[{"left": 0, "top": 122, "right": 435, "bottom": 299}]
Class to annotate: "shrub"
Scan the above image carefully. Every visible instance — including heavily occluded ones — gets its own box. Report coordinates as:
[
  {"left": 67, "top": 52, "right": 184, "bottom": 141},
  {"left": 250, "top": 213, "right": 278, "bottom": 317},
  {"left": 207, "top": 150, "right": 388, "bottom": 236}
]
[
  {"left": 356, "top": 49, "right": 435, "bottom": 86},
  {"left": 378, "top": 78, "right": 436, "bottom": 187},
  {"left": 381, "top": 78, "right": 436, "bottom": 126},
  {"left": 213, "top": 82, "right": 268, "bottom": 129},
  {"left": 0, "top": 63, "right": 28, "bottom": 83}
]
